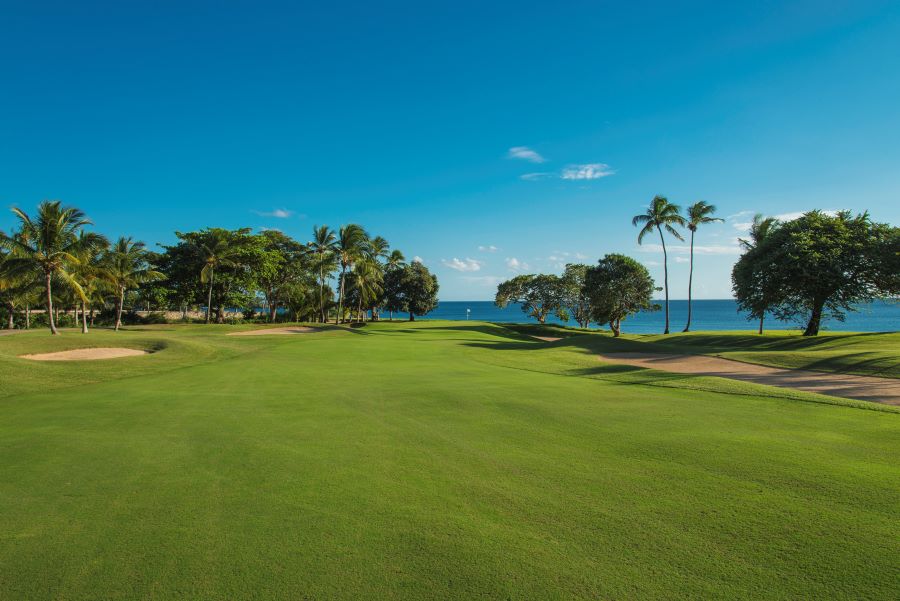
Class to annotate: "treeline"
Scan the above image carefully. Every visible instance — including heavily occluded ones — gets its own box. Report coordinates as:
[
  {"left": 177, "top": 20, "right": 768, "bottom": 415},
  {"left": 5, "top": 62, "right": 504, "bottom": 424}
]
[
  {"left": 496, "top": 197, "right": 899, "bottom": 337},
  {"left": 0, "top": 201, "right": 439, "bottom": 334}
]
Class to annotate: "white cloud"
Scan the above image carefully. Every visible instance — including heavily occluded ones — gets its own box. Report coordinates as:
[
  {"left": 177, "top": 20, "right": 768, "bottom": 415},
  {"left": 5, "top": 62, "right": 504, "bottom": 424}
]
[
  {"left": 560, "top": 163, "right": 615, "bottom": 180},
  {"left": 259, "top": 227, "right": 283, "bottom": 232},
  {"left": 478, "top": 245, "right": 499, "bottom": 253},
  {"left": 505, "top": 257, "right": 529, "bottom": 271},
  {"left": 520, "top": 172, "right": 553, "bottom": 181},
  {"left": 412, "top": 256, "right": 424, "bottom": 264},
  {"left": 508, "top": 146, "right": 546, "bottom": 163},
  {"left": 442, "top": 257, "right": 482, "bottom": 272},
  {"left": 254, "top": 208, "right": 294, "bottom": 218},
  {"left": 674, "top": 256, "right": 690, "bottom": 263}
]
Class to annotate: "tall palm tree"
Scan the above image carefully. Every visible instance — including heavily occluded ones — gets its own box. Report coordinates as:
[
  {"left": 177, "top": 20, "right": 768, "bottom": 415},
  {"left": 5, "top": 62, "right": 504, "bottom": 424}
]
[
  {"left": 309, "top": 225, "right": 338, "bottom": 322},
  {"left": 104, "top": 237, "right": 164, "bottom": 331},
  {"left": 351, "top": 259, "right": 383, "bottom": 323},
  {"left": 632, "top": 195, "right": 685, "bottom": 334},
  {"left": 682, "top": 201, "right": 723, "bottom": 332},
  {"left": 738, "top": 214, "right": 779, "bottom": 334},
  {"left": 198, "top": 230, "right": 243, "bottom": 324},
  {"left": 365, "top": 236, "right": 392, "bottom": 320},
  {"left": 334, "top": 224, "right": 369, "bottom": 324},
  {"left": 0, "top": 201, "right": 97, "bottom": 334},
  {"left": 70, "top": 231, "right": 110, "bottom": 333}
]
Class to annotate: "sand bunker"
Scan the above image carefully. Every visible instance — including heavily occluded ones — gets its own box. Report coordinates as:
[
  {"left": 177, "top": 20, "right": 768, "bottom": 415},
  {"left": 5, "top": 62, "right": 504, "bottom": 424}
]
[
  {"left": 531, "top": 336, "right": 562, "bottom": 342},
  {"left": 598, "top": 352, "right": 900, "bottom": 405},
  {"left": 227, "top": 326, "right": 317, "bottom": 336},
  {"left": 22, "top": 347, "right": 148, "bottom": 361}
]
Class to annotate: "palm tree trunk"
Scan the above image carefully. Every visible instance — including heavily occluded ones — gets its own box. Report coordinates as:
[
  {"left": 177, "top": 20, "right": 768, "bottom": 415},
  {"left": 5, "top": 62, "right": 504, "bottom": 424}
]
[
  {"left": 81, "top": 300, "right": 89, "bottom": 334},
  {"left": 5, "top": 303, "right": 13, "bottom": 329},
  {"left": 115, "top": 287, "right": 124, "bottom": 331},
  {"left": 683, "top": 229, "right": 694, "bottom": 332},
  {"left": 25, "top": 304, "right": 30, "bottom": 329},
  {"left": 336, "top": 265, "right": 346, "bottom": 324},
  {"left": 658, "top": 226, "right": 670, "bottom": 335},
  {"left": 206, "top": 269, "right": 214, "bottom": 324},
  {"left": 46, "top": 271, "right": 58, "bottom": 335},
  {"left": 319, "top": 262, "right": 326, "bottom": 323},
  {"left": 758, "top": 314, "right": 764, "bottom": 335}
]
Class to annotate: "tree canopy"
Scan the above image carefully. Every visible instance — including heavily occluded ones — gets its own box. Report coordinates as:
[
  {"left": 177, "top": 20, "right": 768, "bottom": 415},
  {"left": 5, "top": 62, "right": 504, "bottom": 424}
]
[{"left": 732, "top": 210, "right": 899, "bottom": 336}]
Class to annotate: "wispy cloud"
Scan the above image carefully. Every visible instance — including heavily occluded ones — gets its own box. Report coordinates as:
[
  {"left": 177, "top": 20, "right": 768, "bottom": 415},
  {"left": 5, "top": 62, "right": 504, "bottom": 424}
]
[
  {"left": 520, "top": 172, "right": 553, "bottom": 181},
  {"left": 560, "top": 163, "right": 615, "bottom": 180},
  {"left": 412, "top": 256, "right": 424, "bottom": 264},
  {"left": 478, "top": 245, "right": 499, "bottom": 253},
  {"left": 508, "top": 146, "right": 546, "bottom": 163},
  {"left": 520, "top": 163, "right": 616, "bottom": 182},
  {"left": 254, "top": 208, "right": 294, "bottom": 218},
  {"left": 505, "top": 257, "right": 529, "bottom": 271},
  {"left": 674, "top": 256, "right": 690, "bottom": 263},
  {"left": 442, "top": 257, "right": 482, "bottom": 272}
]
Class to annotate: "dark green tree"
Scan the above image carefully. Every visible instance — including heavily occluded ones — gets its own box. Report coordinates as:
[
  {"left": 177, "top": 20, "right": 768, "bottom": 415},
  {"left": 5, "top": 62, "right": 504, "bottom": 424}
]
[
  {"left": 495, "top": 274, "right": 566, "bottom": 324},
  {"left": 559, "top": 264, "right": 592, "bottom": 328},
  {"left": 390, "top": 262, "right": 439, "bottom": 321},
  {"left": 584, "top": 254, "right": 657, "bottom": 336},
  {"left": 734, "top": 211, "right": 899, "bottom": 336},
  {"left": 732, "top": 214, "right": 780, "bottom": 334}
]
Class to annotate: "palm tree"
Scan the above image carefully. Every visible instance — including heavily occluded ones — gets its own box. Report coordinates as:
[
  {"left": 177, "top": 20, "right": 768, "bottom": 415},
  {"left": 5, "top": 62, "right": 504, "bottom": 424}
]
[
  {"left": 738, "top": 214, "right": 779, "bottom": 334},
  {"left": 386, "top": 249, "right": 406, "bottom": 271},
  {"left": 70, "top": 232, "right": 110, "bottom": 333},
  {"left": 104, "top": 237, "right": 164, "bottom": 331},
  {"left": 0, "top": 201, "right": 97, "bottom": 334},
  {"left": 351, "top": 260, "right": 384, "bottom": 322},
  {"left": 682, "top": 201, "right": 723, "bottom": 332},
  {"left": 198, "top": 230, "right": 243, "bottom": 324},
  {"left": 365, "top": 236, "right": 392, "bottom": 320},
  {"left": 632, "top": 195, "right": 685, "bottom": 334},
  {"left": 309, "top": 225, "right": 338, "bottom": 322},
  {"left": 334, "top": 224, "right": 369, "bottom": 324}
]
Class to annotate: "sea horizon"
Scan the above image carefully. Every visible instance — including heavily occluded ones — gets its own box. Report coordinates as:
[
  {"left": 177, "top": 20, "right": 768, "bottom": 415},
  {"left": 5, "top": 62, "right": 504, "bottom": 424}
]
[{"left": 420, "top": 299, "right": 900, "bottom": 333}]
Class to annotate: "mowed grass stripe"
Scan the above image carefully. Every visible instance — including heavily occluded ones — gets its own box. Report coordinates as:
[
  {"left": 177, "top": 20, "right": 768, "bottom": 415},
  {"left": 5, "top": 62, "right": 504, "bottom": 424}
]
[{"left": 0, "top": 322, "right": 898, "bottom": 599}]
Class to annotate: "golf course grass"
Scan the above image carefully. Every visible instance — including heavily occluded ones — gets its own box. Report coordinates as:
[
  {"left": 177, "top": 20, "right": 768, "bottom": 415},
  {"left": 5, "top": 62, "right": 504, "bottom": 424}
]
[{"left": 1, "top": 322, "right": 898, "bottom": 599}]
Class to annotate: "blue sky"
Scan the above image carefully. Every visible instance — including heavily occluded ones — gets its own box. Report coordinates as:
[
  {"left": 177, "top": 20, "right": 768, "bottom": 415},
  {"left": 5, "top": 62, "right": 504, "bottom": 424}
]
[{"left": 1, "top": 0, "right": 898, "bottom": 300}]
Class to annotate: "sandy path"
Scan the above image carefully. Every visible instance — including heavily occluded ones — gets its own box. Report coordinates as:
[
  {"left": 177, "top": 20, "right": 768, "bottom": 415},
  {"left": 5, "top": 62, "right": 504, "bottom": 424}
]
[
  {"left": 227, "top": 326, "right": 317, "bottom": 336},
  {"left": 598, "top": 353, "right": 900, "bottom": 405},
  {"left": 22, "top": 347, "right": 148, "bottom": 361}
]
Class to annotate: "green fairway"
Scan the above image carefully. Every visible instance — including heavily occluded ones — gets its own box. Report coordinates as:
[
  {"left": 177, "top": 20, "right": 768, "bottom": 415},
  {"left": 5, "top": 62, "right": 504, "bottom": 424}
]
[{"left": 1, "top": 322, "right": 898, "bottom": 599}]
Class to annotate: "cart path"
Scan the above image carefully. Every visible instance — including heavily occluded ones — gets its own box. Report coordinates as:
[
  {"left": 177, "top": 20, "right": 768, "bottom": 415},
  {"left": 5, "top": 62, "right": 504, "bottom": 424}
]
[{"left": 598, "top": 352, "right": 900, "bottom": 405}]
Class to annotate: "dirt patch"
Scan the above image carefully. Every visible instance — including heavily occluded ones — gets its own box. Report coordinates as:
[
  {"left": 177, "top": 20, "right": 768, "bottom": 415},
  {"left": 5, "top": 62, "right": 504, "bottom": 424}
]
[
  {"left": 598, "top": 352, "right": 900, "bottom": 405},
  {"left": 531, "top": 336, "right": 562, "bottom": 342},
  {"left": 227, "top": 326, "right": 317, "bottom": 336},
  {"left": 22, "top": 347, "right": 148, "bottom": 361}
]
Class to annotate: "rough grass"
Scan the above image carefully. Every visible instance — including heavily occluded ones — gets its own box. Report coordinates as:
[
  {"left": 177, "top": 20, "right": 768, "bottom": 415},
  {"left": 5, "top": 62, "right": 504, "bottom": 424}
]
[{"left": 0, "top": 321, "right": 898, "bottom": 599}]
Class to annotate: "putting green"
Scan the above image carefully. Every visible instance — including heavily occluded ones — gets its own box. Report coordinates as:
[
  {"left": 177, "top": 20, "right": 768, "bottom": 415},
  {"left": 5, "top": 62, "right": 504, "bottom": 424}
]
[{"left": 0, "top": 322, "right": 897, "bottom": 599}]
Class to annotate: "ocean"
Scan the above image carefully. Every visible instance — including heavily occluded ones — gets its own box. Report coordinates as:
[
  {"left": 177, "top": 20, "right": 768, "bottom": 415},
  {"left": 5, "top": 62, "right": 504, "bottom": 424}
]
[{"left": 419, "top": 299, "right": 900, "bottom": 333}]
